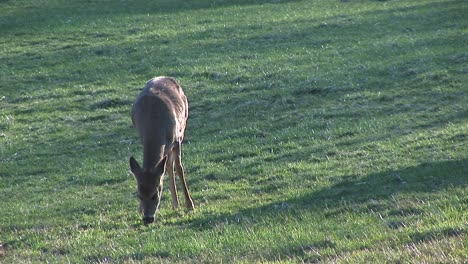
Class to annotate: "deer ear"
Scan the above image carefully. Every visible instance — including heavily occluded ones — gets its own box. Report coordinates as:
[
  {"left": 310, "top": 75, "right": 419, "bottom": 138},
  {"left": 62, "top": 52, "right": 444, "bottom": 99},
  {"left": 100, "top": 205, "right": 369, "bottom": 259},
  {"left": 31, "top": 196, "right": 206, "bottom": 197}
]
[
  {"left": 151, "top": 156, "right": 167, "bottom": 174},
  {"left": 129, "top": 156, "right": 142, "bottom": 175}
]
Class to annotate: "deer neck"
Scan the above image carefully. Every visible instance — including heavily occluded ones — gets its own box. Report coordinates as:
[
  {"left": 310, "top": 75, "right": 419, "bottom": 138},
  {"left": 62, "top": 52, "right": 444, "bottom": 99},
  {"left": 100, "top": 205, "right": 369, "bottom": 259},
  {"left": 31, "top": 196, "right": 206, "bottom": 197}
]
[{"left": 142, "top": 142, "right": 166, "bottom": 170}]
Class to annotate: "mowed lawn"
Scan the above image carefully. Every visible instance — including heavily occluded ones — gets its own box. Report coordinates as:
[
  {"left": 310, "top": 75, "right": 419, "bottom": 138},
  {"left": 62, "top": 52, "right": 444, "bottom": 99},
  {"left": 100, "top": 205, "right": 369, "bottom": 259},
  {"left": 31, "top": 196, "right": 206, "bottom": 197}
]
[{"left": 0, "top": 0, "right": 467, "bottom": 263}]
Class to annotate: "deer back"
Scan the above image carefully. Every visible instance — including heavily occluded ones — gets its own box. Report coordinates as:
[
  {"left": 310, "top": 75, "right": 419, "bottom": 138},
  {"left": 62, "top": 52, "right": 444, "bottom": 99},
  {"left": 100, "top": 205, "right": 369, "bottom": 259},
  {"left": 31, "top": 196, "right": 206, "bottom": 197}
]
[{"left": 131, "top": 77, "right": 188, "bottom": 169}]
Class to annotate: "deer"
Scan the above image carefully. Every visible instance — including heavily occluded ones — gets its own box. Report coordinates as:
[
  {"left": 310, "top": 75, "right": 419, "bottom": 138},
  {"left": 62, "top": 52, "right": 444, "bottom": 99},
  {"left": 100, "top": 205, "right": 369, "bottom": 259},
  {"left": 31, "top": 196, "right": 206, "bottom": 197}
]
[{"left": 129, "top": 76, "right": 195, "bottom": 225}]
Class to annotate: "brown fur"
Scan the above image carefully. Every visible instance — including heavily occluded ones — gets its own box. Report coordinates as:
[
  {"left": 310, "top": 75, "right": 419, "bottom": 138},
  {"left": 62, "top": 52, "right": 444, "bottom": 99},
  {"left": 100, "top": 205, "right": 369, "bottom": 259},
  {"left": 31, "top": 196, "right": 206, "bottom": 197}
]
[{"left": 129, "top": 77, "right": 195, "bottom": 224}]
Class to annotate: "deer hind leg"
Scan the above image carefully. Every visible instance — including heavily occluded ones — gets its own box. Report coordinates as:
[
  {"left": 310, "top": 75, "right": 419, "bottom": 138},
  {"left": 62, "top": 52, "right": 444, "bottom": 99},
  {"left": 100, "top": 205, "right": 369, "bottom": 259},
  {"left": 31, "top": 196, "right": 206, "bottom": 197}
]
[
  {"left": 167, "top": 151, "right": 180, "bottom": 209},
  {"left": 174, "top": 141, "right": 195, "bottom": 210}
]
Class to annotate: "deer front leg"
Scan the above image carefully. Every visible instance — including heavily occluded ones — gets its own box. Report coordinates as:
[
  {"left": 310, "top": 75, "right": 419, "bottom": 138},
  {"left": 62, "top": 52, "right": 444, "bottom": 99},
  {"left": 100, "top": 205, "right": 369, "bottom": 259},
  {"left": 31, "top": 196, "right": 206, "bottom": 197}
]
[
  {"left": 174, "top": 141, "right": 195, "bottom": 211},
  {"left": 167, "top": 152, "right": 180, "bottom": 209}
]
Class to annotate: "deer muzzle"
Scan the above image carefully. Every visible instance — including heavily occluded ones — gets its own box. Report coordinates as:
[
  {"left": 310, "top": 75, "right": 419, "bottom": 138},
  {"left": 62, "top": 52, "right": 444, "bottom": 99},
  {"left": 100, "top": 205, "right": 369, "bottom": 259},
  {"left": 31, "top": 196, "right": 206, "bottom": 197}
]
[{"left": 143, "top": 215, "right": 155, "bottom": 225}]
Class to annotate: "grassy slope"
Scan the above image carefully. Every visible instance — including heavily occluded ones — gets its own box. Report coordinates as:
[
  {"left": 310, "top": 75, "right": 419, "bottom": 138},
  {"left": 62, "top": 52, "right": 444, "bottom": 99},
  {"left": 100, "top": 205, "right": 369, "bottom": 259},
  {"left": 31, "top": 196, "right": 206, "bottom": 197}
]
[{"left": 1, "top": 0, "right": 467, "bottom": 263}]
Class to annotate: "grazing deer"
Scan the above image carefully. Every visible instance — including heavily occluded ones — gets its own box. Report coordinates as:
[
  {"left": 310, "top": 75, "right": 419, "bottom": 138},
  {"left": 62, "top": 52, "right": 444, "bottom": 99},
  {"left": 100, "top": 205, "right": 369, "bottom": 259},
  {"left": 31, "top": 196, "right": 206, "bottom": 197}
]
[{"left": 129, "top": 76, "right": 195, "bottom": 225}]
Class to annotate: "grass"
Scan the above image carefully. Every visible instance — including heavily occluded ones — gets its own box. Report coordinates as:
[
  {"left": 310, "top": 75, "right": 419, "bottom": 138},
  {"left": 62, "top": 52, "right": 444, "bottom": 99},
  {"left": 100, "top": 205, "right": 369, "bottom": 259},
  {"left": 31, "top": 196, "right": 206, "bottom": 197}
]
[{"left": 1, "top": 0, "right": 467, "bottom": 263}]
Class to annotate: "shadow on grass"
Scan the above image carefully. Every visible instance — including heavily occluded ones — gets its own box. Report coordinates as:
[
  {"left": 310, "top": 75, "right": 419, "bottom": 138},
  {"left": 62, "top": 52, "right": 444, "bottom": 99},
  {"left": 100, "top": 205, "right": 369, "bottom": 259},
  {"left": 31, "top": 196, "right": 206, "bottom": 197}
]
[
  {"left": 3, "top": 0, "right": 465, "bottom": 104},
  {"left": 1, "top": 0, "right": 302, "bottom": 33},
  {"left": 188, "top": 158, "right": 467, "bottom": 228},
  {"left": 176, "top": 158, "right": 468, "bottom": 259}
]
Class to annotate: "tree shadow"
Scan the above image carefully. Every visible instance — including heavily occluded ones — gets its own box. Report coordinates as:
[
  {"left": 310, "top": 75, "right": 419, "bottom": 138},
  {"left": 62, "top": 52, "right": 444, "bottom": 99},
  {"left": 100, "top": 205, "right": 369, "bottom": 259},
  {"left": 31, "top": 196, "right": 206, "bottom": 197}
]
[{"left": 187, "top": 158, "right": 467, "bottom": 229}]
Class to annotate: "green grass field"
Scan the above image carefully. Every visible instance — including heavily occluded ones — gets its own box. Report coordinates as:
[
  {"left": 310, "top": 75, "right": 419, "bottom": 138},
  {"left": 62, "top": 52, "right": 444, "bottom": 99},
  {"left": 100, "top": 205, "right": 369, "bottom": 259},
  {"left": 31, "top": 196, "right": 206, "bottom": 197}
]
[{"left": 1, "top": 0, "right": 467, "bottom": 263}]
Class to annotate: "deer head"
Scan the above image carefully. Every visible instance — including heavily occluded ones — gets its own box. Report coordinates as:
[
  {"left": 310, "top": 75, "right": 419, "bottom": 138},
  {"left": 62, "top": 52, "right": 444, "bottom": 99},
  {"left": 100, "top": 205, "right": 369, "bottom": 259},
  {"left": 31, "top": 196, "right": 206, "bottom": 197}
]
[{"left": 129, "top": 156, "right": 167, "bottom": 225}]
